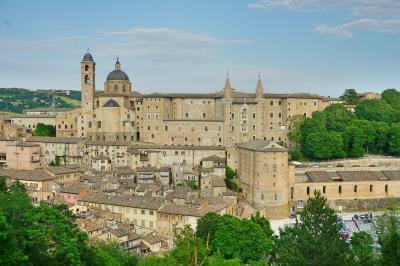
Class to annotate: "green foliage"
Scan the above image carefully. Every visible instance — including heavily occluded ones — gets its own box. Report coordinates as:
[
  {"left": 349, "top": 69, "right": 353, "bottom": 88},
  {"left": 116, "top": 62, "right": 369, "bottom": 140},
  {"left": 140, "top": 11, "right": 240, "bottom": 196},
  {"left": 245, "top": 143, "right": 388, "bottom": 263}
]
[
  {"left": 33, "top": 123, "right": 56, "bottom": 137},
  {"left": 340, "top": 89, "right": 360, "bottom": 105},
  {"left": 351, "top": 231, "right": 375, "bottom": 265},
  {"left": 225, "top": 166, "right": 239, "bottom": 192},
  {"left": 304, "top": 131, "right": 346, "bottom": 159},
  {"left": 49, "top": 156, "right": 61, "bottom": 166},
  {"left": 84, "top": 241, "right": 139, "bottom": 266},
  {"left": 250, "top": 211, "right": 274, "bottom": 238},
  {"left": 287, "top": 115, "right": 306, "bottom": 144},
  {"left": 224, "top": 178, "right": 239, "bottom": 192},
  {"left": 355, "top": 99, "right": 397, "bottom": 123},
  {"left": 0, "top": 176, "right": 7, "bottom": 192},
  {"left": 294, "top": 89, "right": 400, "bottom": 160},
  {"left": 288, "top": 150, "right": 307, "bottom": 161},
  {"left": 0, "top": 182, "right": 139, "bottom": 266},
  {"left": 184, "top": 180, "right": 198, "bottom": 190},
  {"left": 376, "top": 209, "right": 400, "bottom": 265},
  {"left": 225, "top": 166, "right": 236, "bottom": 180},
  {"left": 172, "top": 225, "right": 208, "bottom": 265},
  {"left": 382, "top": 89, "right": 400, "bottom": 110},
  {"left": 388, "top": 123, "right": 400, "bottom": 155},
  {"left": 196, "top": 212, "right": 272, "bottom": 263},
  {"left": 0, "top": 88, "right": 78, "bottom": 113},
  {"left": 272, "top": 191, "right": 353, "bottom": 265}
]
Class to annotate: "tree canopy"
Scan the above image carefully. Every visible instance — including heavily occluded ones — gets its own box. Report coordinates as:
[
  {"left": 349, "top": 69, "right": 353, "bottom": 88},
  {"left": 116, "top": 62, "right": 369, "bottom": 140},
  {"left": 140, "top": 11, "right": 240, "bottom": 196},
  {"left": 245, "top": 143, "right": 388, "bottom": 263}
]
[
  {"left": 271, "top": 191, "right": 353, "bottom": 265},
  {"left": 289, "top": 88, "right": 400, "bottom": 160},
  {"left": 340, "top": 89, "right": 360, "bottom": 105},
  {"left": 33, "top": 123, "right": 56, "bottom": 137}
]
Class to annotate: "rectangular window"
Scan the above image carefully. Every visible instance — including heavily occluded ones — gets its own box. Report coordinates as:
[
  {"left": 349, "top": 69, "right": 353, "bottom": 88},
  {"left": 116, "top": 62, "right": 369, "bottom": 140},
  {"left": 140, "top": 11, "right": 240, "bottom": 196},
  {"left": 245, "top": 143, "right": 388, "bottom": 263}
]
[
  {"left": 252, "top": 112, "right": 256, "bottom": 119},
  {"left": 97, "top": 121, "right": 101, "bottom": 128},
  {"left": 370, "top": 185, "right": 373, "bottom": 192},
  {"left": 339, "top": 186, "right": 342, "bottom": 194},
  {"left": 323, "top": 186, "right": 326, "bottom": 193}
]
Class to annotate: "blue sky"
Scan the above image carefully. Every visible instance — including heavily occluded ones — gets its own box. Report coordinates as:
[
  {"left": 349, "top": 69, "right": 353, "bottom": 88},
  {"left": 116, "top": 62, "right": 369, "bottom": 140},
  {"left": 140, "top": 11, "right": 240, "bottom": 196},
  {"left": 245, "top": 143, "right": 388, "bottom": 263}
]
[{"left": 0, "top": 0, "right": 399, "bottom": 97}]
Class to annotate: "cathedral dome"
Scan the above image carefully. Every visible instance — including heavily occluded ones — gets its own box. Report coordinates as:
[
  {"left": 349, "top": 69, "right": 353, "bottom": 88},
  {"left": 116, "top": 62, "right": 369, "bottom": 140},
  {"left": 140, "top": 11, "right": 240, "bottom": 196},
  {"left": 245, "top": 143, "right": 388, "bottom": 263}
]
[
  {"left": 106, "top": 58, "right": 130, "bottom": 81},
  {"left": 106, "top": 70, "right": 130, "bottom": 81}
]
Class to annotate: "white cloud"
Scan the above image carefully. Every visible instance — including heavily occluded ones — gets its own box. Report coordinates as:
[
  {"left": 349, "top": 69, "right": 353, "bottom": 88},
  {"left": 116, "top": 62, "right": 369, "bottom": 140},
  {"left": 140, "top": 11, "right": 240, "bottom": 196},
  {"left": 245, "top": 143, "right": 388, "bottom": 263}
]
[
  {"left": 315, "top": 18, "right": 400, "bottom": 37},
  {"left": 247, "top": 0, "right": 400, "bottom": 17},
  {"left": 0, "top": 27, "right": 248, "bottom": 63},
  {"left": 247, "top": 0, "right": 400, "bottom": 37},
  {"left": 94, "top": 27, "right": 248, "bottom": 61}
]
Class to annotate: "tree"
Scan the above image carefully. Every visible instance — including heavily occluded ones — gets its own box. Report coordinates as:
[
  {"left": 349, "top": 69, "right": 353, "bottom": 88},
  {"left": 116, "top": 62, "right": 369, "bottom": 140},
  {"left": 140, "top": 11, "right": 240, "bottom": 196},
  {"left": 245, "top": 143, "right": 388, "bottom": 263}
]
[
  {"left": 350, "top": 231, "right": 375, "bottom": 266},
  {"left": 376, "top": 209, "right": 400, "bottom": 265},
  {"left": 304, "top": 131, "right": 346, "bottom": 160},
  {"left": 272, "top": 191, "right": 353, "bottom": 265},
  {"left": 172, "top": 225, "right": 208, "bottom": 266},
  {"left": 340, "top": 89, "right": 360, "bottom": 105},
  {"left": 355, "top": 99, "right": 396, "bottom": 123},
  {"left": 250, "top": 211, "right": 274, "bottom": 238},
  {"left": 343, "top": 125, "right": 366, "bottom": 158},
  {"left": 0, "top": 176, "right": 7, "bottom": 192},
  {"left": 323, "top": 104, "right": 355, "bottom": 132},
  {"left": 33, "top": 123, "right": 56, "bottom": 137},
  {"left": 84, "top": 241, "right": 139, "bottom": 266},
  {"left": 225, "top": 166, "right": 235, "bottom": 180},
  {"left": 196, "top": 213, "right": 272, "bottom": 263},
  {"left": 287, "top": 115, "right": 306, "bottom": 145},
  {"left": 388, "top": 123, "right": 400, "bottom": 155},
  {"left": 49, "top": 155, "right": 61, "bottom": 166},
  {"left": 382, "top": 89, "right": 400, "bottom": 110}
]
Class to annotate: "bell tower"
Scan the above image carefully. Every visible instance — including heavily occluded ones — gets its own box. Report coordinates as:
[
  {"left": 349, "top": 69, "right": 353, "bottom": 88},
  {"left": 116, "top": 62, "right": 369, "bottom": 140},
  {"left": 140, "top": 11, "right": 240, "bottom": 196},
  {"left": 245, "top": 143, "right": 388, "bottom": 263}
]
[{"left": 81, "top": 50, "right": 95, "bottom": 114}]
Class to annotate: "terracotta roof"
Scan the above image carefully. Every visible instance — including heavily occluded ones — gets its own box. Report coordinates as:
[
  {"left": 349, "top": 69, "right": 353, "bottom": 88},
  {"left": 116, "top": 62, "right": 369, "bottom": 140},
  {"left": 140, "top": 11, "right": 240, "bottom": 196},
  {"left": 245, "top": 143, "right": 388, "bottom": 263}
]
[
  {"left": 142, "top": 233, "right": 166, "bottom": 244},
  {"left": 9, "top": 114, "right": 56, "bottom": 118},
  {"left": 80, "top": 193, "right": 165, "bottom": 210},
  {"left": 93, "top": 155, "right": 109, "bottom": 160},
  {"left": 14, "top": 141, "right": 39, "bottom": 147},
  {"left": 95, "top": 91, "right": 142, "bottom": 98},
  {"left": 61, "top": 181, "right": 88, "bottom": 194},
  {"left": 128, "top": 143, "right": 225, "bottom": 152},
  {"left": 306, "top": 170, "right": 396, "bottom": 183},
  {"left": 0, "top": 136, "right": 18, "bottom": 141},
  {"left": 45, "top": 165, "right": 82, "bottom": 175},
  {"left": 85, "top": 140, "right": 129, "bottom": 146},
  {"left": 211, "top": 176, "right": 226, "bottom": 187},
  {"left": 27, "top": 136, "right": 81, "bottom": 144},
  {"left": 201, "top": 155, "right": 225, "bottom": 163},
  {"left": 236, "top": 139, "right": 287, "bottom": 152},
  {"left": 0, "top": 169, "right": 54, "bottom": 181}
]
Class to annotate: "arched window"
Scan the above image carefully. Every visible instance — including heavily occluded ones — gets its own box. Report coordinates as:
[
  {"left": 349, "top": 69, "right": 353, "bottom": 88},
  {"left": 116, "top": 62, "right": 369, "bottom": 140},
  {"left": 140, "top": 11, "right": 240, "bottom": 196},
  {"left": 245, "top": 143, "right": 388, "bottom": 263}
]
[
  {"left": 122, "top": 84, "right": 126, "bottom": 92},
  {"left": 85, "top": 65, "right": 89, "bottom": 71},
  {"left": 114, "top": 84, "right": 118, "bottom": 92},
  {"left": 84, "top": 75, "right": 89, "bottom": 85}
]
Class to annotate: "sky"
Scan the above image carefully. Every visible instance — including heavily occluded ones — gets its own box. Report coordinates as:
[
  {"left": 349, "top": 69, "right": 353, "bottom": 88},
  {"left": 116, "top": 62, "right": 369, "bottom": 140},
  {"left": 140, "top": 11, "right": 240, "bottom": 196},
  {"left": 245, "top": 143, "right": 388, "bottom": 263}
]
[{"left": 0, "top": 0, "right": 399, "bottom": 97}]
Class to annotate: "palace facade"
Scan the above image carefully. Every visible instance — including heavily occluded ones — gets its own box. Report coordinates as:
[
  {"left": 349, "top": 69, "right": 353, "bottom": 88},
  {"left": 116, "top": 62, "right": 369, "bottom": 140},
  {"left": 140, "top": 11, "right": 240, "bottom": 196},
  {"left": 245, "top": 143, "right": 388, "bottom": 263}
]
[{"left": 56, "top": 52, "right": 339, "bottom": 167}]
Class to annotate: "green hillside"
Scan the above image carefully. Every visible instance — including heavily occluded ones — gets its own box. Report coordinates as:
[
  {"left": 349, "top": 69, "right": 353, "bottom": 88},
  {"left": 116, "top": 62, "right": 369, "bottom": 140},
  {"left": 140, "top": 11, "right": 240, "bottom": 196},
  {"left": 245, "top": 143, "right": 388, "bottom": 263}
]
[{"left": 0, "top": 88, "right": 81, "bottom": 113}]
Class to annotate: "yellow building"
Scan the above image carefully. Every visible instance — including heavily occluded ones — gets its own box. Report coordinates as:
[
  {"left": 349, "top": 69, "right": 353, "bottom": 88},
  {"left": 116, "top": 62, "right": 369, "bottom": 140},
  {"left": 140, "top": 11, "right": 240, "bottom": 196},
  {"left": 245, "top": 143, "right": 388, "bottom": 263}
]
[{"left": 79, "top": 193, "right": 164, "bottom": 231}]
